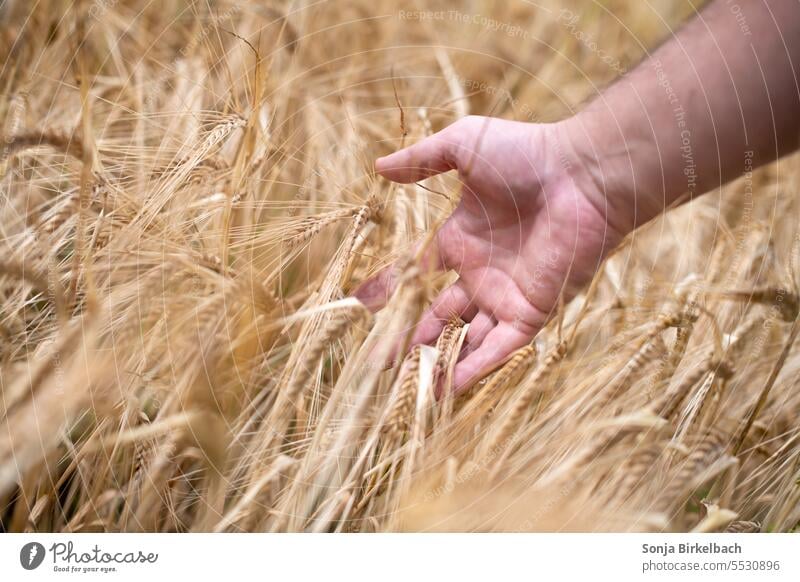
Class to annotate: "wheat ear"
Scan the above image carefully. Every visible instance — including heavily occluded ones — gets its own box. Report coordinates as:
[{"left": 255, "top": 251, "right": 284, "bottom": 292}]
[
  {"left": 285, "top": 305, "right": 371, "bottom": 403},
  {"left": 659, "top": 430, "right": 729, "bottom": 512},
  {"left": 724, "top": 520, "right": 761, "bottom": 533},
  {"left": 382, "top": 345, "right": 422, "bottom": 441},
  {"left": 486, "top": 341, "right": 567, "bottom": 455}
]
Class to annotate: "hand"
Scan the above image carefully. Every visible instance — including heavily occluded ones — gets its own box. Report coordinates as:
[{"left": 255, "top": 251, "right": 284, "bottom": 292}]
[{"left": 356, "top": 115, "right": 626, "bottom": 393}]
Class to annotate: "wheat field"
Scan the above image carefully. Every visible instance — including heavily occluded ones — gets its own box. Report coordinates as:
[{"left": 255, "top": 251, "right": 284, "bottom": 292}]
[{"left": 0, "top": 0, "right": 798, "bottom": 533}]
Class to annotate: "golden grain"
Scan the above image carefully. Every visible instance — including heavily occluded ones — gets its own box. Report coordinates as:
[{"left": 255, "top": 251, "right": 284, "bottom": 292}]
[{"left": 1, "top": 0, "right": 798, "bottom": 534}]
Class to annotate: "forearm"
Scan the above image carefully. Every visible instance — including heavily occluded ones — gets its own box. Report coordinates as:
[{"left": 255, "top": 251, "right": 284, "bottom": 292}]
[{"left": 563, "top": 0, "right": 800, "bottom": 234}]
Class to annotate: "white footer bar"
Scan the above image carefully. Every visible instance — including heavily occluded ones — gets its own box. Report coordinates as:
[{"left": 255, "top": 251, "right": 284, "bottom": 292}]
[{"left": 1, "top": 533, "right": 797, "bottom": 581}]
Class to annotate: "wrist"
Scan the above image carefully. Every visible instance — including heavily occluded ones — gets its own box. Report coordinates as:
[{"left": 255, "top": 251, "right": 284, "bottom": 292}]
[
  {"left": 559, "top": 109, "right": 668, "bottom": 235},
  {"left": 553, "top": 115, "right": 636, "bottom": 238}
]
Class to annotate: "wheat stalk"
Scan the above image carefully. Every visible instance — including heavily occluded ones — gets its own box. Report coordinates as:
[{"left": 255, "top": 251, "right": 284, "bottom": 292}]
[
  {"left": 1, "top": 0, "right": 799, "bottom": 535},
  {"left": 485, "top": 341, "right": 567, "bottom": 457}
]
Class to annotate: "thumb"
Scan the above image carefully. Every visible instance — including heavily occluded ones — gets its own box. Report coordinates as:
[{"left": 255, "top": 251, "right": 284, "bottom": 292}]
[{"left": 375, "top": 124, "right": 462, "bottom": 183}]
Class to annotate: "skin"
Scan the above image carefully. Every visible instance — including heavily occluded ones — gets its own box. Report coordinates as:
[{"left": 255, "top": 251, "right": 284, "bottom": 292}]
[{"left": 356, "top": 0, "right": 800, "bottom": 393}]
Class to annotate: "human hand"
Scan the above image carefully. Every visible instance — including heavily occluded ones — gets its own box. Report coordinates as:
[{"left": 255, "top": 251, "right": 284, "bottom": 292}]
[{"left": 356, "top": 115, "right": 626, "bottom": 393}]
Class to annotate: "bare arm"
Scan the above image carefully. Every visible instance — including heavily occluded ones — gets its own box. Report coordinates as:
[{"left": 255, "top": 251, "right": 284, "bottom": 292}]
[{"left": 564, "top": 0, "right": 800, "bottom": 234}]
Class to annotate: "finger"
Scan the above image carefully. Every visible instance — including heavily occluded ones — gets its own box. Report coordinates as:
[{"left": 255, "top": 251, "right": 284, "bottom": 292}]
[
  {"left": 409, "top": 281, "right": 477, "bottom": 347},
  {"left": 461, "top": 311, "right": 495, "bottom": 356},
  {"left": 385, "top": 282, "right": 473, "bottom": 372},
  {"left": 353, "top": 265, "right": 396, "bottom": 311},
  {"left": 353, "top": 235, "right": 444, "bottom": 312},
  {"left": 375, "top": 126, "right": 461, "bottom": 183},
  {"left": 452, "top": 322, "right": 533, "bottom": 394}
]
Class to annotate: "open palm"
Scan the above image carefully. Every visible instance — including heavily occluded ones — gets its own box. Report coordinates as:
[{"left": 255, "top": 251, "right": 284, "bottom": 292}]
[{"left": 357, "top": 116, "right": 623, "bottom": 393}]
